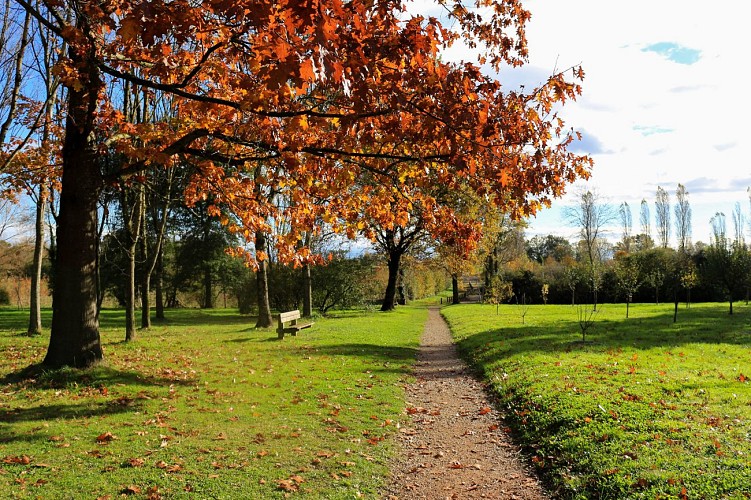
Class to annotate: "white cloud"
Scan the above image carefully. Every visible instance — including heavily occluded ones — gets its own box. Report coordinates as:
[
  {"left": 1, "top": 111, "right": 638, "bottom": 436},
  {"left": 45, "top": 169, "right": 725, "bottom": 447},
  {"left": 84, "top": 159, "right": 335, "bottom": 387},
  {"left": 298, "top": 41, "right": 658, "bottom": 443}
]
[{"left": 405, "top": 1, "right": 751, "bottom": 244}]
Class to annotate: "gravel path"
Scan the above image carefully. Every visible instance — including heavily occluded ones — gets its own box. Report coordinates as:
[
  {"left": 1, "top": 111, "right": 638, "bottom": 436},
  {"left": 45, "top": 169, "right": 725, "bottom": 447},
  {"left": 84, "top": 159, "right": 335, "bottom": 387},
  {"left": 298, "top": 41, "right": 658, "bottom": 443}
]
[{"left": 384, "top": 307, "right": 549, "bottom": 499}]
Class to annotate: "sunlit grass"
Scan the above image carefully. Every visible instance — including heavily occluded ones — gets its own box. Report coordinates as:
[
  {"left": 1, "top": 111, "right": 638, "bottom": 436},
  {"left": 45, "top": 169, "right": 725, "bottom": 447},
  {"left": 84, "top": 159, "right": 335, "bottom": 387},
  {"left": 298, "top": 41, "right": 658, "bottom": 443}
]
[
  {"left": 442, "top": 302, "right": 751, "bottom": 499},
  {"left": 0, "top": 306, "right": 424, "bottom": 499}
]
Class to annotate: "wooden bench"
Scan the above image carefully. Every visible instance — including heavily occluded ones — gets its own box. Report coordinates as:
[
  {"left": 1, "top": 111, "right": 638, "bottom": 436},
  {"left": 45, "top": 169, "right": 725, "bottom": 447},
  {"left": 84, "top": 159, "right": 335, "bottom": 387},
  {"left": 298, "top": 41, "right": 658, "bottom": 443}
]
[{"left": 277, "top": 310, "right": 314, "bottom": 339}]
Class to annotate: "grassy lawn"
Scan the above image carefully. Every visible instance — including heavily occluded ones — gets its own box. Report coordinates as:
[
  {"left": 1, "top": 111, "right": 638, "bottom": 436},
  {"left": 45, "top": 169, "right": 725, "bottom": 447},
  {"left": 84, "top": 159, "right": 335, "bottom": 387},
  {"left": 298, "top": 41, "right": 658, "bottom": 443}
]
[
  {"left": 0, "top": 306, "right": 424, "bottom": 499},
  {"left": 442, "top": 302, "right": 751, "bottom": 499}
]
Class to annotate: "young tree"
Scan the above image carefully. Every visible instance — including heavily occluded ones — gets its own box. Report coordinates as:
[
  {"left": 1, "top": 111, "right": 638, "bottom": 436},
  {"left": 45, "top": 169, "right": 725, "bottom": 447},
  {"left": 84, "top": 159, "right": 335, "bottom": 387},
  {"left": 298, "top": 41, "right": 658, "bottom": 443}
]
[
  {"left": 6, "top": 0, "right": 590, "bottom": 368},
  {"left": 614, "top": 255, "right": 641, "bottom": 318},
  {"left": 655, "top": 186, "right": 670, "bottom": 248},
  {"left": 563, "top": 189, "right": 614, "bottom": 310}
]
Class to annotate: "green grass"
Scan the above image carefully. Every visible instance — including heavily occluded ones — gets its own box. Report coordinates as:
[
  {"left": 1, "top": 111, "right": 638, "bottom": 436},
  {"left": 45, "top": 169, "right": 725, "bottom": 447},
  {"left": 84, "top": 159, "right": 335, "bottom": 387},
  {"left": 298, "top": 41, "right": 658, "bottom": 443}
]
[
  {"left": 442, "top": 302, "right": 751, "bottom": 499},
  {"left": 0, "top": 306, "right": 425, "bottom": 499}
]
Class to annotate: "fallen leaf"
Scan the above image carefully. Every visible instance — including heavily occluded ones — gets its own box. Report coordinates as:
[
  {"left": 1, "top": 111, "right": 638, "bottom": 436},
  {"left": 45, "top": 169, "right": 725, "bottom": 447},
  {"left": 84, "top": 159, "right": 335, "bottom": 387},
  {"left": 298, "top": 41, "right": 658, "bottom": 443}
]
[
  {"left": 120, "top": 485, "right": 141, "bottom": 495},
  {"left": 479, "top": 407, "right": 492, "bottom": 415},
  {"left": 276, "top": 479, "right": 298, "bottom": 492},
  {"left": 96, "top": 432, "right": 116, "bottom": 444},
  {"left": 2, "top": 455, "right": 31, "bottom": 465}
]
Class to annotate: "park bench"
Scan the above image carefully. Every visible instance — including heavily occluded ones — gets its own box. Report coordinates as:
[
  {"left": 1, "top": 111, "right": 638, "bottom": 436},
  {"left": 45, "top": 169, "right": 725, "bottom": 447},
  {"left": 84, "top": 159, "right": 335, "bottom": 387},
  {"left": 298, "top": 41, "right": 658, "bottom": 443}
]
[{"left": 277, "top": 310, "right": 314, "bottom": 339}]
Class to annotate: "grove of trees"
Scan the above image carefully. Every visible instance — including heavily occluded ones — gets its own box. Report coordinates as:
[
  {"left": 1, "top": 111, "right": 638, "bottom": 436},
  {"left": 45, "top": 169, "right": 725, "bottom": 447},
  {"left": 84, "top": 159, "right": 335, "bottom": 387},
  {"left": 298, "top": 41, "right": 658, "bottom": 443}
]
[{"left": 0, "top": 0, "right": 591, "bottom": 368}]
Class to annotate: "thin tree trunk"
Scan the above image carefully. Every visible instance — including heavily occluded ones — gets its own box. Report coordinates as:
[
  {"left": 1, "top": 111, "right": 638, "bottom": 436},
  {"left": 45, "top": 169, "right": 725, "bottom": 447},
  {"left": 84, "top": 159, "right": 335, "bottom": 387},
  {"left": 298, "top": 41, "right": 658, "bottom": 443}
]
[
  {"left": 122, "top": 185, "right": 143, "bottom": 341},
  {"left": 202, "top": 266, "right": 214, "bottom": 308},
  {"left": 302, "top": 263, "right": 312, "bottom": 317},
  {"left": 27, "top": 184, "right": 46, "bottom": 336},
  {"left": 125, "top": 240, "right": 138, "bottom": 341},
  {"left": 155, "top": 248, "right": 165, "bottom": 319},
  {"left": 139, "top": 218, "right": 151, "bottom": 328},
  {"left": 302, "top": 232, "right": 312, "bottom": 317},
  {"left": 255, "top": 232, "right": 273, "bottom": 327}
]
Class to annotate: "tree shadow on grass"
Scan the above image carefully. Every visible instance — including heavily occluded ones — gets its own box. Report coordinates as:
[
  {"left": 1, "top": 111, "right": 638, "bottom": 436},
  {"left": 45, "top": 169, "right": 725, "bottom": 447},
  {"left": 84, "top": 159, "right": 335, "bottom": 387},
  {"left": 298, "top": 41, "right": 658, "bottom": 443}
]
[
  {"left": 0, "top": 398, "right": 145, "bottom": 425},
  {"left": 304, "top": 343, "right": 418, "bottom": 375},
  {"left": 0, "top": 363, "right": 197, "bottom": 389},
  {"left": 0, "top": 397, "right": 147, "bottom": 445},
  {"left": 454, "top": 307, "right": 751, "bottom": 363}
]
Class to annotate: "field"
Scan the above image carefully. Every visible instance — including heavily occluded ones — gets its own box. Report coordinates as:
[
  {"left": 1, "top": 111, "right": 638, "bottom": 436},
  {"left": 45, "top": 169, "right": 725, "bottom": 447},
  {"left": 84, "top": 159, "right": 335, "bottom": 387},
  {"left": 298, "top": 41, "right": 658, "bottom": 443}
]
[
  {"left": 2, "top": 301, "right": 751, "bottom": 499},
  {"left": 442, "top": 302, "right": 751, "bottom": 499},
  {"left": 0, "top": 307, "right": 424, "bottom": 499}
]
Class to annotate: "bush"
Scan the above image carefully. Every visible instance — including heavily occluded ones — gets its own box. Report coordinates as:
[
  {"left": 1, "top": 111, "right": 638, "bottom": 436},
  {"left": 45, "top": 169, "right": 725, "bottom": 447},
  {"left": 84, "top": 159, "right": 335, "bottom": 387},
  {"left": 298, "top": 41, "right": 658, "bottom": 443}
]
[{"left": 0, "top": 287, "right": 9, "bottom": 305}]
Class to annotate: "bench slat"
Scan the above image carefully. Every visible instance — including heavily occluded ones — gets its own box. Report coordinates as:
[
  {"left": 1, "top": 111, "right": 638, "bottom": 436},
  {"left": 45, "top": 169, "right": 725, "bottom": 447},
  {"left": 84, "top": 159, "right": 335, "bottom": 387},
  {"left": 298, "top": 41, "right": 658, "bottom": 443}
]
[{"left": 279, "top": 310, "right": 301, "bottom": 323}]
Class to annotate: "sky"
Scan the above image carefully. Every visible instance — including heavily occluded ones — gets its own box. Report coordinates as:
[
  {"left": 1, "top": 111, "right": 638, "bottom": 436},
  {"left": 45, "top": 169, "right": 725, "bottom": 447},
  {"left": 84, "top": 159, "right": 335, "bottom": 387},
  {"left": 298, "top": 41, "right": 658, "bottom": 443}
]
[{"left": 411, "top": 0, "right": 751, "bottom": 246}]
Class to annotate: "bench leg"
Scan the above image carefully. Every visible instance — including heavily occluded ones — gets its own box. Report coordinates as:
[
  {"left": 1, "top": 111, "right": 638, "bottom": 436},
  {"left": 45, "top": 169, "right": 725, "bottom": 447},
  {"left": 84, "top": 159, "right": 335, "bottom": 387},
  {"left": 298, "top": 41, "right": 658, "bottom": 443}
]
[{"left": 278, "top": 330, "right": 285, "bottom": 340}]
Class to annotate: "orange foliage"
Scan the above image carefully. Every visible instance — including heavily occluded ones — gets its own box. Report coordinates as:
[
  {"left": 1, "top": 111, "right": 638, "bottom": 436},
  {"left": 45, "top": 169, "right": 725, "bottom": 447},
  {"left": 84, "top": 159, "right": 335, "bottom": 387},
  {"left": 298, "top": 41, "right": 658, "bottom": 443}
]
[{"left": 10, "top": 0, "right": 591, "bottom": 266}]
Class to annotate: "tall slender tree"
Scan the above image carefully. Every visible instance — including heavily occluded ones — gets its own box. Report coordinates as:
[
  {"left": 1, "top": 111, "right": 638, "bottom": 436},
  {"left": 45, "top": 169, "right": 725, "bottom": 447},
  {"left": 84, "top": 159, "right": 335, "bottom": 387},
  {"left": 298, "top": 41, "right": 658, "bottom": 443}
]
[
  {"left": 618, "top": 201, "right": 632, "bottom": 253},
  {"left": 655, "top": 186, "right": 670, "bottom": 248},
  {"left": 674, "top": 183, "right": 691, "bottom": 253},
  {"left": 639, "top": 198, "right": 651, "bottom": 241}
]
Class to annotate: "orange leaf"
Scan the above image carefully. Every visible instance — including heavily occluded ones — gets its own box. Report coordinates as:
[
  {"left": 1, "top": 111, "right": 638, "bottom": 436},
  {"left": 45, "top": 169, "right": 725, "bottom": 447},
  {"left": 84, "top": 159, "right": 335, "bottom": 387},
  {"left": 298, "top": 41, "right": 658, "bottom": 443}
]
[
  {"left": 479, "top": 407, "right": 491, "bottom": 415},
  {"left": 96, "top": 432, "right": 115, "bottom": 443}
]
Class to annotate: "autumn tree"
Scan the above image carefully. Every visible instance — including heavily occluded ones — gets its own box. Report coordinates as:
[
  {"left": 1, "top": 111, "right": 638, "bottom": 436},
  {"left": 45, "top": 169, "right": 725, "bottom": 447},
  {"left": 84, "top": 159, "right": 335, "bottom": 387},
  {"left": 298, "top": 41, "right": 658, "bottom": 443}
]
[{"left": 5, "top": 0, "right": 590, "bottom": 368}]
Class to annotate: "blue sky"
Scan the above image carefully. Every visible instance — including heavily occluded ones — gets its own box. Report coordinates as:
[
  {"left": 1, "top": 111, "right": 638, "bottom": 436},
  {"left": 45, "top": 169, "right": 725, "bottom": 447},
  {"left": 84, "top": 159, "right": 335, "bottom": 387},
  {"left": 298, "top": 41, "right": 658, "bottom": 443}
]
[{"left": 411, "top": 0, "right": 751, "bottom": 246}]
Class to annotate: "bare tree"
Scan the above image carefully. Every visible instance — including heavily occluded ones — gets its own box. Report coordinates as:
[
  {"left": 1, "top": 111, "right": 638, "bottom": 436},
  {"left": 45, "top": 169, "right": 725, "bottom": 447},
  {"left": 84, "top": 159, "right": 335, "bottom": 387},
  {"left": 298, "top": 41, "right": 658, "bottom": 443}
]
[
  {"left": 655, "top": 186, "right": 670, "bottom": 248},
  {"left": 564, "top": 188, "right": 615, "bottom": 310},
  {"left": 674, "top": 184, "right": 692, "bottom": 253}
]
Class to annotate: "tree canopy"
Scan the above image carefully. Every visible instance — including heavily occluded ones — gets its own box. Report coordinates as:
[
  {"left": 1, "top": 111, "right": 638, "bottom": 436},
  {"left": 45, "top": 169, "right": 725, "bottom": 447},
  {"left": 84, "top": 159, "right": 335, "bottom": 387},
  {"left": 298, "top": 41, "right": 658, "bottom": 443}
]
[{"left": 1, "top": 0, "right": 591, "bottom": 367}]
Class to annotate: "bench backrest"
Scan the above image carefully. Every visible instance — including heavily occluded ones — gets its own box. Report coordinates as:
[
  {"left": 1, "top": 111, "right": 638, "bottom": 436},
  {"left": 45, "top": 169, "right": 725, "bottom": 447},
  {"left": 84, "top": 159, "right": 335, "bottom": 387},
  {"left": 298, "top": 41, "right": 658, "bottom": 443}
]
[{"left": 279, "top": 310, "right": 301, "bottom": 324}]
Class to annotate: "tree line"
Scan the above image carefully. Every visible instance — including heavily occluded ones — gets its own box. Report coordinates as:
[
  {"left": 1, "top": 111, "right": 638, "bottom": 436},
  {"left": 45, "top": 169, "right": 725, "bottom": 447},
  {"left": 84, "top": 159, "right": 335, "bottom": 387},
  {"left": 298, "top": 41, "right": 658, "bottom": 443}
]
[{"left": 485, "top": 185, "right": 751, "bottom": 320}]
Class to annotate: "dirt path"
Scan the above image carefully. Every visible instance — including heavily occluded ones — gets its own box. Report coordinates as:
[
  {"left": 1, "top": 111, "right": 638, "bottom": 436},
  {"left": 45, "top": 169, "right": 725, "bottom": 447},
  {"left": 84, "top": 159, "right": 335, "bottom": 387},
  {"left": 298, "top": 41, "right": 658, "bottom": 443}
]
[{"left": 384, "top": 307, "right": 549, "bottom": 499}]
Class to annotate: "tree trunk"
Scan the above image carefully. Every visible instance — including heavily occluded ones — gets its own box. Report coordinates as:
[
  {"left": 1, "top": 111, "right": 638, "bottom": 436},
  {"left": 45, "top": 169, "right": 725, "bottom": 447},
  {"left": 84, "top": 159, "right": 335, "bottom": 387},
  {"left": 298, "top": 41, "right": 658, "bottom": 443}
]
[
  {"left": 140, "top": 276, "right": 151, "bottom": 328},
  {"left": 122, "top": 185, "right": 143, "bottom": 341},
  {"left": 202, "top": 266, "right": 214, "bottom": 308},
  {"left": 729, "top": 298, "right": 733, "bottom": 315},
  {"left": 626, "top": 298, "right": 630, "bottom": 319},
  {"left": 381, "top": 250, "right": 402, "bottom": 311},
  {"left": 155, "top": 248, "right": 165, "bottom": 319},
  {"left": 302, "top": 262, "right": 312, "bottom": 317},
  {"left": 125, "top": 240, "right": 137, "bottom": 341},
  {"left": 43, "top": 64, "right": 104, "bottom": 368},
  {"left": 451, "top": 274, "right": 460, "bottom": 304},
  {"left": 673, "top": 288, "right": 679, "bottom": 323},
  {"left": 302, "top": 231, "right": 312, "bottom": 317},
  {"left": 140, "top": 271, "right": 151, "bottom": 329},
  {"left": 255, "top": 232, "right": 273, "bottom": 327},
  {"left": 27, "top": 184, "right": 46, "bottom": 336}
]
